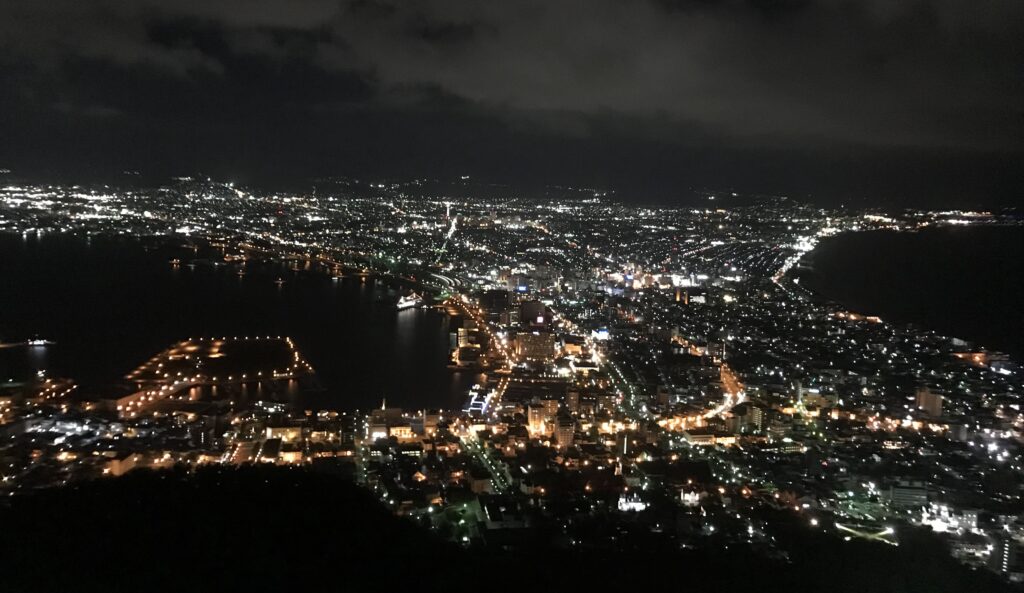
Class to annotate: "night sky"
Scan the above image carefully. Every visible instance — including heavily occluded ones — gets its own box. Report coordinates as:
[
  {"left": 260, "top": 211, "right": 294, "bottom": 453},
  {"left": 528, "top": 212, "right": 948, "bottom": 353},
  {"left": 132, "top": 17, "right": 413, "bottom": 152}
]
[{"left": 1, "top": 0, "right": 1021, "bottom": 206}]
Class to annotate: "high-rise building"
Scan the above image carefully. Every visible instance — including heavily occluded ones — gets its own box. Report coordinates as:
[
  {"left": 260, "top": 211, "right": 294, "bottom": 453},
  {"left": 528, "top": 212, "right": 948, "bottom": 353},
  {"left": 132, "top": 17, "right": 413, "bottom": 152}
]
[
  {"left": 989, "top": 534, "right": 1022, "bottom": 577},
  {"left": 731, "top": 403, "right": 765, "bottom": 433},
  {"left": 916, "top": 386, "right": 944, "bottom": 417},
  {"left": 556, "top": 418, "right": 575, "bottom": 447},
  {"left": 890, "top": 480, "right": 929, "bottom": 508},
  {"left": 565, "top": 390, "right": 580, "bottom": 413},
  {"left": 517, "top": 332, "right": 556, "bottom": 363},
  {"left": 480, "top": 290, "right": 512, "bottom": 322},
  {"left": 656, "top": 385, "right": 671, "bottom": 406},
  {"left": 520, "top": 300, "right": 548, "bottom": 328},
  {"left": 456, "top": 326, "right": 477, "bottom": 348},
  {"left": 527, "top": 404, "right": 547, "bottom": 435},
  {"left": 540, "top": 398, "right": 559, "bottom": 419}
]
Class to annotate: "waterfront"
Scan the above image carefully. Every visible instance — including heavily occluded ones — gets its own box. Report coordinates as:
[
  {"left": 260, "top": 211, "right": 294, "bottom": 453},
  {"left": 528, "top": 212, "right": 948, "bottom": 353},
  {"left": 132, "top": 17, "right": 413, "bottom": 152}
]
[
  {"left": 0, "top": 233, "right": 476, "bottom": 410},
  {"left": 802, "top": 225, "right": 1024, "bottom": 358},
  {"left": 1, "top": 182, "right": 1023, "bottom": 587}
]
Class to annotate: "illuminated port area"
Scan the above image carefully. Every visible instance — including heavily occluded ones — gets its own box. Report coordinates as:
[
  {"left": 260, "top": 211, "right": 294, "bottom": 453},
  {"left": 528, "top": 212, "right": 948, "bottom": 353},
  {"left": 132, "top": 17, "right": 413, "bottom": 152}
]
[
  {"left": 126, "top": 336, "right": 313, "bottom": 385},
  {"left": 114, "top": 336, "right": 315, "bottom": 418},
  {"left": 1, "top": 1, "right": 1021, "bottom": 587},
  {"left": 0, "top": 179, "right": 1020, "bottom": 591}
]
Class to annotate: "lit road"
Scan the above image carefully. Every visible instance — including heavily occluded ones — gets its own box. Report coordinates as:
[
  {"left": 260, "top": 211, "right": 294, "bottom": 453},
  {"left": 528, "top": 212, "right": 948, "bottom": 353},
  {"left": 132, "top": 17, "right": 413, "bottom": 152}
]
[
  {"left": 462, "top": 435, "right": 512, "bottom": 493},
  {"left": 705, "top": 363, "right": 746, "bottom": 419},
  {"left": 447, "top": 296, "right": 512, "bottom": 370},
  {"left": 835, "top": 523, "right": 898, "bottom": 546}
]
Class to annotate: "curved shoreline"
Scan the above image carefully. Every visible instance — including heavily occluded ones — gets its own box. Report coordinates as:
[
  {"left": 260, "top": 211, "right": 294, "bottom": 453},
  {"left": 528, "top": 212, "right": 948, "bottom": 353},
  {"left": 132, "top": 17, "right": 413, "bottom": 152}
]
[
  {"left": 0, "top": 232, "right": 469, "bottom": 410},
  {"left": 787, "top": 224, "right": 1023, "bottom": 359}
]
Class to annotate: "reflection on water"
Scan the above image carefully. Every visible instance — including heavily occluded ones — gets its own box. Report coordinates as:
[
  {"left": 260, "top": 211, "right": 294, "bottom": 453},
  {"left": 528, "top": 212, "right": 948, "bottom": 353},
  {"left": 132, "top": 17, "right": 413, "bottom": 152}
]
[
  {"left": 0, "top": 233, "right": 474, "bottom": 410},
  {"left": 180, "top": 379, "right": 302, "bottom": 406}
]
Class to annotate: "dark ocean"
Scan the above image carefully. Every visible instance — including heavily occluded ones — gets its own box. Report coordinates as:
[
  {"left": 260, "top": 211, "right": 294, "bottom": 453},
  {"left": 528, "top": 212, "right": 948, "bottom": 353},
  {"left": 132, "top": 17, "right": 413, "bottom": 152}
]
[
  {"left": 0, "top": 233, "right": 477, "bottom": 410},
  {"left": 802, "top": 225, "right": 1024, "bottom": 359}
]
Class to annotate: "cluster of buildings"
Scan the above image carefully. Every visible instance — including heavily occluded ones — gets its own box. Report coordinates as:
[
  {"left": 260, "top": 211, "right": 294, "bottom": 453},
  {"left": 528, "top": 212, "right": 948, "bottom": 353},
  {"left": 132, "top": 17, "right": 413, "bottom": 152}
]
[{"left": 0, "top": 177, "right": 1022, "bottom": 581}]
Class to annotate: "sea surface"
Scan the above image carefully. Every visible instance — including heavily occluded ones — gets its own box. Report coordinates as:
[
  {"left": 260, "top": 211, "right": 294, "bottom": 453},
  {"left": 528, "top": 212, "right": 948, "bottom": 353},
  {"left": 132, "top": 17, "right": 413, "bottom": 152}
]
[
  {"left": 0, "top": 233, "right": 478, "bottom": 410},
  {"left": 802, "top": 225, "right": 1024, "bottom": 359}
]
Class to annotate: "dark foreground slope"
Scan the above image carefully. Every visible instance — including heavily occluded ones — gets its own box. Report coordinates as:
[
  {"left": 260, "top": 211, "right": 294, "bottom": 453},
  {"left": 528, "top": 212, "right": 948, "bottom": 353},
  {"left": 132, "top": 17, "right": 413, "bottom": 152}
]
[{"left": 0, "top": 466, "right": 1015, "bottom": 593}]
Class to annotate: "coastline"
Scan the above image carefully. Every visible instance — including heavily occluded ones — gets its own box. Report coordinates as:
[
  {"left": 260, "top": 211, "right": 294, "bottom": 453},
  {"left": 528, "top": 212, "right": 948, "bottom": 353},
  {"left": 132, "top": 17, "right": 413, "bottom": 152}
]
[
  {"left": 0, "top": 232, "right": 468, "bottom": 410},
  {"left": 787, "top": 223, "right": 1024, "bottom": 360}
]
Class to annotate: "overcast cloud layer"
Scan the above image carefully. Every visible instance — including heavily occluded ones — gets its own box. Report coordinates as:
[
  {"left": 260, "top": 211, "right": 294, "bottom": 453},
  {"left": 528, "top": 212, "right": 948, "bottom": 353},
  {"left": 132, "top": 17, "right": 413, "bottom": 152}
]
[{"left": 1, "top": 0, "right": 1021, "bottom": 205}]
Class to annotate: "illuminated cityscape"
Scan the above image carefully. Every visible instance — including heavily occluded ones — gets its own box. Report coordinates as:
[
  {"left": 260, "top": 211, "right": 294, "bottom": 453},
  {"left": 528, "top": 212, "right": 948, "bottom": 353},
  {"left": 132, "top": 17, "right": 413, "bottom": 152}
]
[
  {"left": 1, "top": 0, "right": 1023, "bottom": 590},
  {"left": 0, "top": 178, "right": 1021, "bottom": 590}
]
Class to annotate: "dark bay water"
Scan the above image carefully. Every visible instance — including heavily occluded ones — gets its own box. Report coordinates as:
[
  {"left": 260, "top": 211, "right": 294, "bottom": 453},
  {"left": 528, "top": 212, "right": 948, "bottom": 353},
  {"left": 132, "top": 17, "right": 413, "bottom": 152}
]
[
  {"left": 0, "top": 233, "right": 477, "bottom": 410},
  {"left": 802, "top": 225, "right": 1024, "bottom": 358}
]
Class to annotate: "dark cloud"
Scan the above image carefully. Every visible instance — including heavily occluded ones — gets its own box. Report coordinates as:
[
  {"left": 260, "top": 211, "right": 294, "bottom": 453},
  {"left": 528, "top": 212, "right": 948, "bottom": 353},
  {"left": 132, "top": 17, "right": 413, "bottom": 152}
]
[
  {"left": 407, "top": 20, "right": 483, "bottom": 48},
  {"left": 0, "top": 0, "right": 1020, "bottom": 206}
]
